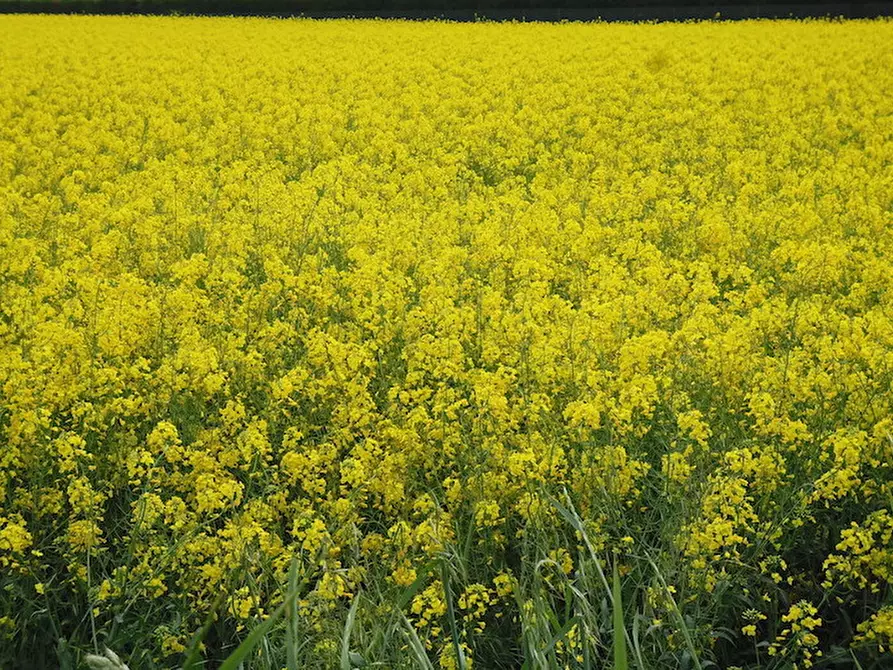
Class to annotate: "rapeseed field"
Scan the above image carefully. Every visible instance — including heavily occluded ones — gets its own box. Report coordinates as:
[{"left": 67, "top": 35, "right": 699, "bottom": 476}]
[{"left": 1, "top": 15, "right": 892, "bottom": 669}]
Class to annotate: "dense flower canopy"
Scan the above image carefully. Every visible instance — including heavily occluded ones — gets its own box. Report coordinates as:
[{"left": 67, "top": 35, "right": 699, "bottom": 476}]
[{"left": 1, "top": 15, "right": 892, "bottom": 669}]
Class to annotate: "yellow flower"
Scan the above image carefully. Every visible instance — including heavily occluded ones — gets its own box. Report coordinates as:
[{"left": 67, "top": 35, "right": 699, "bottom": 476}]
[{"left": 1, "top": 14, "right": 891, "bottom": 667}]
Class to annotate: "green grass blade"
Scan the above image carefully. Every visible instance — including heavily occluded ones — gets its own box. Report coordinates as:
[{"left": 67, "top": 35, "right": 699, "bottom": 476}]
[
  {"left": 631, "top": 612, "right": 644, "bottom": 670},
  {"left": 285, "top": 558, "right": 300, "bottom": 670},
  {"left": 182, "top": 590, "right": 227, "bottom": 670},
  {"left": 643, "top": 555, "right": 702, "bottom": 670},
  {"left": 399, "top": 613, "right": 436, "bottom": 670},
  {"left": 396, "top": 559, "right": 438, "bottom": 611},
  {"left": 217, "top": 600, "right": 287, "bottom": 670},
  {"left": 440, "top": 560, "right": 467, "bottom": 670},
  {"left": 340, "top": 592, "right": 361, "bottom": 670},
  {"left": 613, "top": 557, "right": 628, "bottom": 670},
  {"left": 544, "top": 615, "right": 581, "bottom": 654}
]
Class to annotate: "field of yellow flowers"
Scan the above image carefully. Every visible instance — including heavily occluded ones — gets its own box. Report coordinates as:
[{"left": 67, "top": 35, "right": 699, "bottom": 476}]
[{"left": 1, "top": 14, "right": 893, "bottom": 669}]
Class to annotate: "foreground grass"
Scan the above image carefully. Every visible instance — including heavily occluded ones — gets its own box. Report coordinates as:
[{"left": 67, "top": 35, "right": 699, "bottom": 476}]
[{"left": 1, "top": 15, "right": 892, "bottom": 669}]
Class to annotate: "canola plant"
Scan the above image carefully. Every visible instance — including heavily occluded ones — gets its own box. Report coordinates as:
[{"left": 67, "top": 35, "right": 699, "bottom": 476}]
[{"left": 1, "top": 15, "right": 892, "bottom": 669}]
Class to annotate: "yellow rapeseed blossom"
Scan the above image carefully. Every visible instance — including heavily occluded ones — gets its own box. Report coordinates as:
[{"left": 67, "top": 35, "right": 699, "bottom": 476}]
[{"left": 0, "top": 13, "right": 892, "bottom": 668}]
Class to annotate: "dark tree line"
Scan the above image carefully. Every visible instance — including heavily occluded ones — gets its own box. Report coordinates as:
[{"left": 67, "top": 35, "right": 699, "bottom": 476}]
[{"left": 0, "top": 0, "right": 889, "bottom": 20}]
